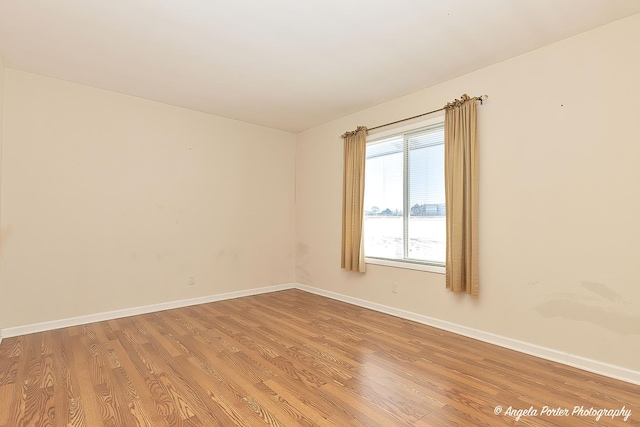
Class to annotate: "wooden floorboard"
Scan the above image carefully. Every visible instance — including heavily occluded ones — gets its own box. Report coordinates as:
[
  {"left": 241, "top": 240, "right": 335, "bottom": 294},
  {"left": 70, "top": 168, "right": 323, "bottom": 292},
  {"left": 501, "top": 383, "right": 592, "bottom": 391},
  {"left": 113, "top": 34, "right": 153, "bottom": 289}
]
[{"left": 0, "top": 289, "right": 638, "bottom": 426}]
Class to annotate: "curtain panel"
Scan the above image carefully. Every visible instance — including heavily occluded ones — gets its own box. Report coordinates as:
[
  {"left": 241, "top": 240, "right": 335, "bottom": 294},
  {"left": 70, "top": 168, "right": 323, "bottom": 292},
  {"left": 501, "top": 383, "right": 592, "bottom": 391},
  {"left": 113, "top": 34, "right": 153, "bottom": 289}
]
[
  {"left": 341, "top": 126, "right": 368, "bottom": 272},
  {"left": 444, "top": 95, "right": 479, "bottom": 296}
]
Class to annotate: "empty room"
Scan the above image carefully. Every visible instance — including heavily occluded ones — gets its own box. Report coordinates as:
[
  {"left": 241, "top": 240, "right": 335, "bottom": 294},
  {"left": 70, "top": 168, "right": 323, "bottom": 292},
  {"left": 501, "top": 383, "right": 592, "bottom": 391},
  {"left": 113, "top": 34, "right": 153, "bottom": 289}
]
[{"left": 0, "top": 1, "right": 639, "bottom": 426}]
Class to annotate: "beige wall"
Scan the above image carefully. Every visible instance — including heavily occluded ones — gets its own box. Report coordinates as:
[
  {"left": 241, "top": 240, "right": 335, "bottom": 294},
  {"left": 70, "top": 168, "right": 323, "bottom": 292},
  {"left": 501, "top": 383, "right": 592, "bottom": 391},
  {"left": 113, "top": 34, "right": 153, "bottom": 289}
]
[
  {"left": 0, "top": 70, "right": 296, "bottom": 329},
  {"left": 0, "top": 52, "right": 4, "bottom": 331},
  {"left": 295, "top": 14, "right": 640, "bottom": 371}
]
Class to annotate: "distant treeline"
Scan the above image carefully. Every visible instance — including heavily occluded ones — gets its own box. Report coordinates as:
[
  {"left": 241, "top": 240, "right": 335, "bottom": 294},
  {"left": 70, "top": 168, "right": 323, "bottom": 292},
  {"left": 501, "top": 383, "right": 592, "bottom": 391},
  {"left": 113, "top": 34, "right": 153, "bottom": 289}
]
[{"left": 366, "top": 203, "right": 446, "bottom": 217}]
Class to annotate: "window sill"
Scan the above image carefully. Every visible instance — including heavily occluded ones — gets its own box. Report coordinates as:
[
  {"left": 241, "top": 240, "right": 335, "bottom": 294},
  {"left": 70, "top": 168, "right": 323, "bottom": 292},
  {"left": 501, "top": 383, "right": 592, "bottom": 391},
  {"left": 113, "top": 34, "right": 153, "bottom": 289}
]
[{"left": 365, "top": 257, "right": 445, "bottom": 274}]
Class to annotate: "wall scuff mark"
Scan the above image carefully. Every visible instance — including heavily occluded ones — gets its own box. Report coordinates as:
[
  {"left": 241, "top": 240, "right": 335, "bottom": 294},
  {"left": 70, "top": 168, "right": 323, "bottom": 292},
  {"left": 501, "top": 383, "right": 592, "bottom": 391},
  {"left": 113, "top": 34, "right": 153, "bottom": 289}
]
[{"left": 534, "top": 281, "right": 638, "bottom": 335}]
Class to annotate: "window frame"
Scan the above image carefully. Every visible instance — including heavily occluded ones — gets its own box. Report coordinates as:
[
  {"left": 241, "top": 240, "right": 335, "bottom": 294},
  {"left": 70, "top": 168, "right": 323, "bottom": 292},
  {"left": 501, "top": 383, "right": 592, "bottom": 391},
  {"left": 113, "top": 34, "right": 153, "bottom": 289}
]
[{"left": 363, "top": 115, "right": 446, "bottom": 275}]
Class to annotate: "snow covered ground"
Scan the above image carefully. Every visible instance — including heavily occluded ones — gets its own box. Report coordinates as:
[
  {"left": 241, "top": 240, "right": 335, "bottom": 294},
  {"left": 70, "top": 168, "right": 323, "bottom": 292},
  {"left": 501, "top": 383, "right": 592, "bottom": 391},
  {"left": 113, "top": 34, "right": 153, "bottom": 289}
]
[{"left": 364, "top": 216, "right": 445, "bottom": 263}]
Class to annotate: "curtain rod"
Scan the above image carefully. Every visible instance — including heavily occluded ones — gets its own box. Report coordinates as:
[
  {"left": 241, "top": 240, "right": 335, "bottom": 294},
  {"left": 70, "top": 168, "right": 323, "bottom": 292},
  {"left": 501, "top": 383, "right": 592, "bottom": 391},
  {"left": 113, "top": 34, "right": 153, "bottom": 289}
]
[{"left": 367, "top": 94, "right": 488, "bottom": 132}]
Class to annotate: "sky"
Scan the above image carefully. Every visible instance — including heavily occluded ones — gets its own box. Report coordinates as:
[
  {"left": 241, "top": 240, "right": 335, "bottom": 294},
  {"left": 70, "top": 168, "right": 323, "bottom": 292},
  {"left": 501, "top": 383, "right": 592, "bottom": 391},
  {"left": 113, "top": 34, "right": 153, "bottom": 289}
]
[{"left": 364, "top": 134, "right": 444, "bottom": 213}]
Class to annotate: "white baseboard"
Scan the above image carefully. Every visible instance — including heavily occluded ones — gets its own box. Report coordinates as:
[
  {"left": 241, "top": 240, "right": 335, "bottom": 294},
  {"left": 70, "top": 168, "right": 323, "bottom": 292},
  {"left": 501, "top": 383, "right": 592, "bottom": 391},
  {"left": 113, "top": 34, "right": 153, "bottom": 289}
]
[
  {"left": 2, "top": 282, "right": 637, "bottom": 386},
  {"left": 294, "top": 283, "right": 640, "bottom": 386},
  {"left": 1, "top": 283, "right": 295, "bottom": 339}
]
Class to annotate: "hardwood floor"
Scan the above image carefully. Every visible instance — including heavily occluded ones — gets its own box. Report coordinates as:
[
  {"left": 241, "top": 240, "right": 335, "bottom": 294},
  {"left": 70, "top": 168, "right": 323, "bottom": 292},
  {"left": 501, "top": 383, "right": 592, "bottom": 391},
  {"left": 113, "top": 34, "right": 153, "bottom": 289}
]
[{"left": 0, "top": 289, "right": 638, "bottom": 426}]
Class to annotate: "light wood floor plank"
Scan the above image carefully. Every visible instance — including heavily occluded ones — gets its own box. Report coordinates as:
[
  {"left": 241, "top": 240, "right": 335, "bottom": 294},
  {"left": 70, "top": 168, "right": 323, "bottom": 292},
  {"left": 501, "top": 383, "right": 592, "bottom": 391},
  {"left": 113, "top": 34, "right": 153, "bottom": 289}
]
[{"left": 1, "top": 289, "right": 638, "bottom": 426}]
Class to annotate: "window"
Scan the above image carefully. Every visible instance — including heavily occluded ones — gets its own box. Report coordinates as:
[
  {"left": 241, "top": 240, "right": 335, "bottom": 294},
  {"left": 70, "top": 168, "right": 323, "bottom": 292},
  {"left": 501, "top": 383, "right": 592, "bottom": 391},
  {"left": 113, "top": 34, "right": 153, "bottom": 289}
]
[{"left": 364, "top": 122, "right": 445, "bottom": 270}]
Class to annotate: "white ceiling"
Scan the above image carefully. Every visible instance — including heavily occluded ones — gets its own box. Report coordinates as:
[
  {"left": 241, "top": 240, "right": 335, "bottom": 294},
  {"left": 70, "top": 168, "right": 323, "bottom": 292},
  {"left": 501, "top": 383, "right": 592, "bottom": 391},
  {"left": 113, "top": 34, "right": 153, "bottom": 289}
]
[{"left": 1, "top": 1, "right": 639, "bottom": 133}]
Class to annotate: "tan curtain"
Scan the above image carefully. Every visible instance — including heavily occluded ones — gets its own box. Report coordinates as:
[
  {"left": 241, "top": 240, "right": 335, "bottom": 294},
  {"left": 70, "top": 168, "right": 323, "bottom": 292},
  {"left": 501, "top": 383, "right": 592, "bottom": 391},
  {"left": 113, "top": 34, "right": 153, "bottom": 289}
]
[
  {"left": 341, "top": 126, "right": 368, "bottom": 272},
  {"left": 444, "top": 95, "right": 479, "bottom": 296}
]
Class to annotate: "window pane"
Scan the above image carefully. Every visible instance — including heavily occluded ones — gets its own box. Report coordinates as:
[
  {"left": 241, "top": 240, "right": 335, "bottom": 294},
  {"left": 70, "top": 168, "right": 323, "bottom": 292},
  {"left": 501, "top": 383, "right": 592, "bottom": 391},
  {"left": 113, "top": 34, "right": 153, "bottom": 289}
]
[
  {"left": 364, "top": 137, "right": 403, "bottom": 259},
  {"left": 408, "top": 129, "right": 446, "bottom": 263},
  {"left": 363, "top": 124, "right": 446, "bottom": 267}
]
